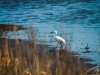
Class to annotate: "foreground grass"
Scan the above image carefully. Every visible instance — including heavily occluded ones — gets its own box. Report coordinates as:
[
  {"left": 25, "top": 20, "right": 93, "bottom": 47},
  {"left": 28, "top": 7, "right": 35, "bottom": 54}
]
[{"left": 0, "top": 27, "right": 98, "bottom": 75}]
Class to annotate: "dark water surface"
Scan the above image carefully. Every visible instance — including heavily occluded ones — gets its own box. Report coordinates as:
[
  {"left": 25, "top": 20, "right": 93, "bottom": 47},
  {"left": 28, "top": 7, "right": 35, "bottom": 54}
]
[{"left": 0, "top": 0, "right": 100, "bottom": 65}]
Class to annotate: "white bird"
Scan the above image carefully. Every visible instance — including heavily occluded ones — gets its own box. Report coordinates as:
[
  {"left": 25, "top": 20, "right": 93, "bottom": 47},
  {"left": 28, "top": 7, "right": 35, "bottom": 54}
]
[{"left": 50, "top": 31, "right": 66, "bottom": 50}]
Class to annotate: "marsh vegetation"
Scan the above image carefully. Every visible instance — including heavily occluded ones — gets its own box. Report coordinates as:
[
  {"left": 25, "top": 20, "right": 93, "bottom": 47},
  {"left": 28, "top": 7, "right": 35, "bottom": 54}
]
[{"left": 0, "top": 25, "right": 99, "bottom": 75}]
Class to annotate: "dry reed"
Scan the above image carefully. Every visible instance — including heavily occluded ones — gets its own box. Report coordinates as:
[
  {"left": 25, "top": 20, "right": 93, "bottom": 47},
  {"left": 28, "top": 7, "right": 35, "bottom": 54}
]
[{"left": 0, "top": 26, "right": 95, "bottom": 75}]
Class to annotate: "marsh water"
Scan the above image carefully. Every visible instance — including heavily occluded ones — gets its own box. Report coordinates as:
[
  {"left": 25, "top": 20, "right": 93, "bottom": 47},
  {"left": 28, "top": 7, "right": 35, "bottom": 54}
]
[{"left": 0, "top": 0, "right": 100, "bottom": 65}]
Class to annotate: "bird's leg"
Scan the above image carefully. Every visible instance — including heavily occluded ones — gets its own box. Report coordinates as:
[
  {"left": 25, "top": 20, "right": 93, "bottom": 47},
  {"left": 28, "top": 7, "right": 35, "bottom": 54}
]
[
  {"left": 61, "top": 43, "right": 63, "bottom": 50},
  {"left": 59, "top": 42, "right": 63, "bottom": 55},
  {"left": 55, "top": 42, "right": 59, "bottom": 50},
  {"left": 60, "top": 42, "right": 63, "bottom": 51},
  {"left": 60, "top": 42, "right": 61, "bottom": 51}
]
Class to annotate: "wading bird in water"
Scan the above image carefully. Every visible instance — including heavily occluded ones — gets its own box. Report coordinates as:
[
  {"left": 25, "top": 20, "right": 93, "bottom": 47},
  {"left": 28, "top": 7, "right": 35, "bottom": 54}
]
[{"left": 50, "top": 31, "right": 66, "bottom": 50}]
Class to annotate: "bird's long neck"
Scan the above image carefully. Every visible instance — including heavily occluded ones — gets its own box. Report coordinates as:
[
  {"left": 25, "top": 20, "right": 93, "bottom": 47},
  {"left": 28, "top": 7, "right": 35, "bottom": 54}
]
[{"left": 54, "top": 33, "right": 57, "bottom": 38}]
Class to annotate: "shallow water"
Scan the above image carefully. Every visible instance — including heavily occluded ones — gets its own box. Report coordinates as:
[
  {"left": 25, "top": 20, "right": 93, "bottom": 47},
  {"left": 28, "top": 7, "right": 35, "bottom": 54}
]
[{"left": 0, "top": 0, "right": 100, "bottom": 65}]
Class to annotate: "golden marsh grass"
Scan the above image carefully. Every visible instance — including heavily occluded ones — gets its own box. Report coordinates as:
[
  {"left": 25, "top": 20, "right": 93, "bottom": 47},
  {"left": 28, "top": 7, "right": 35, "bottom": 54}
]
[{"left": 0, "top": 25, "right": 98, "bottom": 75}]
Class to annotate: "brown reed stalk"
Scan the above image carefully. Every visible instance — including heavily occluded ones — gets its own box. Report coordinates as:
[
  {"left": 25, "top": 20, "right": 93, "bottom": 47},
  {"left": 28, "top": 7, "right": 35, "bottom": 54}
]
[{"left": 0, "top": 26, "right": 87, "bottom": 75}]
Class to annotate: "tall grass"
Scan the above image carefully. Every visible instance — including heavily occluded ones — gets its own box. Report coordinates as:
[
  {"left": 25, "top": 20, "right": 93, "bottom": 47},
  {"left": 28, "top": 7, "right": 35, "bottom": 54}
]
[{"left": 0, "top": 26, "right": 86, "bottom": 75}]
